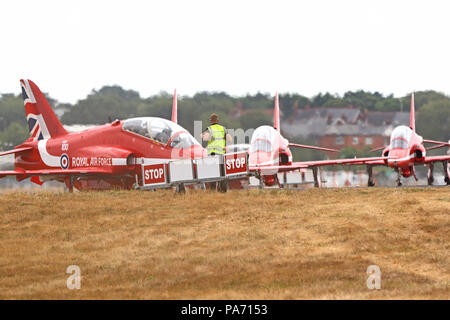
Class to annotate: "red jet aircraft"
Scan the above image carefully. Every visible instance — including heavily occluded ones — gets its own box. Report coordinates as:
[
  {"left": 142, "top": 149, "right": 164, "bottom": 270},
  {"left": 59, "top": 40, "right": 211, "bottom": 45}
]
[
  {"left": 249, "top": 93, "right": 450, "bottom": 187},
  {"left": 363, "top": 93, "right": 450, "bottom": 186},
  {"left": 248, "top": 93, "right": 389, "bottom": 186},
  {"left": 0, "top": 80, "right": 206, "bottom": 191}
]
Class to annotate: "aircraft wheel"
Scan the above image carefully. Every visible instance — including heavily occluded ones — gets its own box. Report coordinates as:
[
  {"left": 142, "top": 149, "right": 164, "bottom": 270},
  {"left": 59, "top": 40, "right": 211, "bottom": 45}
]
[
  {"left": 397, "top": 181, "right": 402, "bottom": 187},
  {"left": 368, "top": 181, "right": 375, "bottom": 187},
  {"left": 176, "top": 183, "right": 186, "bottom": 194},
  {"left": 218, "top": 180, "right": 228, "bottom": 193}
]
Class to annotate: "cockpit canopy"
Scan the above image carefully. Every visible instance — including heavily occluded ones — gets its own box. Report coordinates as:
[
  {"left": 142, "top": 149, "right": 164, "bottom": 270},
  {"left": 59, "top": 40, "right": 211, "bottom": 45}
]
[
  {"left": 122, "top": 117, "right": 200, "bottom": 148},
  {"left": 250, "top": 125, "right": 278, "bottom": 153},
  {"left": 390, "top": 125, "right": 412, "bottom": 150}
]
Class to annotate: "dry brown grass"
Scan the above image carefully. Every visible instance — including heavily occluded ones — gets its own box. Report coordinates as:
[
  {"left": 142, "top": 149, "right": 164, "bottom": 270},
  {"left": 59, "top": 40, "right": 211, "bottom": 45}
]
[{"left": 0, "top": 187, "right": 448, "bottom": 299}]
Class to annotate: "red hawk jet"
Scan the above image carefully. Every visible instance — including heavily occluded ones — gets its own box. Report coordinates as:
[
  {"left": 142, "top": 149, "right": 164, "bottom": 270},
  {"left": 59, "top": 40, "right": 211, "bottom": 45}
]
[
  {"left": 363, "top": 93, "right": 450, "bottom": 186},
  {"left": 248, "top": 93, "right": 388, "bottom": 186},
  {"left": 0, "top": 80, "right": 206, "bottom": 191},
  {"left": 249, "top": 93, "right": 450, "bottom": 187}
]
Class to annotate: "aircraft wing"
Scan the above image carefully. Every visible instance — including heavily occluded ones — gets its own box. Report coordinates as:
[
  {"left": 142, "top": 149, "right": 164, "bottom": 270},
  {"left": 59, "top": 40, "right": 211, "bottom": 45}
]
[
  {"left": 423, "top": 155, "right": 450, "bottom": 163},
  {"left": 250, "top": 156, "right": 388, "bottom": 172},
  {"left": 0, "top": 167, "right": 120, "bottom": 178},
  {"left": 423, "top": 139, "right": 450, "bottom": 146},
  {"left": 0, "top": 147, "right": 33, "bottom": 157},
  {"left": 288, "top": 143, "right": 339, "bottom": 153}
]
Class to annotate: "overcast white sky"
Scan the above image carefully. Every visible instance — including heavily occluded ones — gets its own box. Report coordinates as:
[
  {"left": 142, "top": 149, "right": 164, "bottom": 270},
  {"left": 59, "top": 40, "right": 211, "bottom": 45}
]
[{"left": 1, "top": 0, "right": 450, "bottom": 103}]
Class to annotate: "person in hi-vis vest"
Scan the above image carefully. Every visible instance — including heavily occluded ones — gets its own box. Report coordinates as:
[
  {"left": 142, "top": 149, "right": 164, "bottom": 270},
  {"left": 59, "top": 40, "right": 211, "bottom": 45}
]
[
  {"left": 201, "top": 113, "right": 232, "bottom": 192},
  {"left": 202, "top": 113, "right": 232, "bottom": 155}
]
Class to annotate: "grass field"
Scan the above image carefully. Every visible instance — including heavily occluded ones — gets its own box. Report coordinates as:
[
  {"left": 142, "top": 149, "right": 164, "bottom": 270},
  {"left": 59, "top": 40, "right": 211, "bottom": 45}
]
[{"left": 0, "top": 187, "right": 448, "bottom": 299}]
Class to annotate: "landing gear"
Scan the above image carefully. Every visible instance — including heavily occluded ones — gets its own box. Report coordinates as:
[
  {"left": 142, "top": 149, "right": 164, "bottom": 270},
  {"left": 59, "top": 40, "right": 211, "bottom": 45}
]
[
  {"left": 443, "top": 160, "right": 450, "bottom": 185},
  {"left": 427, "top": 163, "right": 434, "bottom": 186},
  {"left": 367, "top": 165, "right": 375, "bottom": 187},
  {"left": 258, "top": 173, "right": 263, "bottom": 189},
  {"left": 312, "top": 167, "right": 319, "bottom": 188},
  {"left": 411, "top": 166, "right": 418, "bottom": 182},
  {"left": 217, "top": 180, "right": 228, "bottom": 193},
  {"left": 176, "top": 183, "right": 186, "bottom": 194},
  {"left": 395, "top": 168, "right": 402, "bottom": 187},
  {"left": 280, "top": 172, "right": 287, "bottom": 189},
  {"left": 133, "top": 174, "right": 139, "bottom": 189},
  {"left": 65, "top": 175, "right": 74, "bottom": 193}
]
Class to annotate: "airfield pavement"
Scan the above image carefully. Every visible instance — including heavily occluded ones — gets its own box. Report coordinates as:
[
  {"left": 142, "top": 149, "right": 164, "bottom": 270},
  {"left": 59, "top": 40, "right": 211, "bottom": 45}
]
[{"left": 0, "top": 187, "right": 448, "bottom": 299}]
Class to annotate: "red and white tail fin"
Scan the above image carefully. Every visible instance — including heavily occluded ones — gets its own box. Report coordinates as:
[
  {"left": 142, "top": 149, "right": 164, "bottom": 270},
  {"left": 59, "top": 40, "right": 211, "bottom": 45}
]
[
  {"left": 20, "top": 79, "right": 68, "bottom": 141},
  {"left": 171, "top": 89, "right": 177, "bottom": 124},
  {"left": 274, "top": 92, "right": 280, "bottom": 132},
  {"left": 410, "top": 92, "right": 415, "bottom": 132}
]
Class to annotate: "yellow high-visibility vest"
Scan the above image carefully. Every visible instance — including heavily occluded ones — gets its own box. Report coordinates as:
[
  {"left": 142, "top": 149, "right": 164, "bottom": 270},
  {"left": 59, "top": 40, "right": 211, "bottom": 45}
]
[{"left": 207, "top": 124, "right": 226, "bottom": 155}]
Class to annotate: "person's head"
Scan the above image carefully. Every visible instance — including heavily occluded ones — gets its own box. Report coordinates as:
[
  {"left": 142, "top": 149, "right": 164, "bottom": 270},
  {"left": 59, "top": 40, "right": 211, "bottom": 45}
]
[{"left": 209, "top": 113, "right": 219, "bottom": 124}]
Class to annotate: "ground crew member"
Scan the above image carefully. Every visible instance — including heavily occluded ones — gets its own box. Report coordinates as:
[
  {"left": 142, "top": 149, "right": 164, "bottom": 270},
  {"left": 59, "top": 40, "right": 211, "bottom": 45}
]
[
  {"left": 202, "top": 113, "right": 232, "bottom": 155},
  {"left": 201, "top": 113, "right": 232, "bottom": 192}
]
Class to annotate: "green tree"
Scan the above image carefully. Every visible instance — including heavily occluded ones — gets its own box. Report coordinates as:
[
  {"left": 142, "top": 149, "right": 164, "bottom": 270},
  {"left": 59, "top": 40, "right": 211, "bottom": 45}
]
[
  {"left": 323, "top": 98, "right": 348, "bottom": 108},
  {"left": 374, "top": 95, "right": 401, "bottom": 111},
  {"left": 311, "top": 93, "right": 334, "bottom": 107},
  {"left": 416, "top": 99, "right": 450, "bottom": 142},
  {"left": 239, "top": 110, "right": 272, "bottom": 130},
  {"left": 0, "top": 122, "right": 29, "bottom": 150},
  {"left": 279, "top": 93, "right": 311, "bottom": 118},
  {"left": 238, "top": 92, "right": 272, "bottom": 110},
  {"left": 137, "top": 93, "right": 173, "bottom": 119},
  {"left": 0, "top": 94, "right": 26, "bottom": 131},
  {"left": 343, "top": 91, "right": 384, "bottom": 110},
  {"left": 61, "top": 86, "right": 141, "bottom": 124},
  {"left": 399, "top": 90, "right": 449, "bottom": 112}
]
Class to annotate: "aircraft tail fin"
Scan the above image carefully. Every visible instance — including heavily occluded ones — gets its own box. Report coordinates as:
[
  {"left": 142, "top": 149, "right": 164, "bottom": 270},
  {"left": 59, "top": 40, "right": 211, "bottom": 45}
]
[
  {"left": 274, "top": 92, "right": 280, "bottom": 132},
  {"left": 410, "top": 92, "right": 415, "bottom": 132},
  {"left": 20, "top": 79, "right": 68, "bottom": 141},
  {"left": 171, "top": 89, "right": 177, "bottom": 123}
]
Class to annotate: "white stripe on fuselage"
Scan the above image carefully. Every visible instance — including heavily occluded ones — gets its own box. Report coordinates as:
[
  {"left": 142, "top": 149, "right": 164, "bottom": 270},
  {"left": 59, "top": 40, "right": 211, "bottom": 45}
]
[
  {"left": 136, "top": 157, "right": 172, "bottom": 165},
  {"left": 111, "top": 158, "right": 127, "bottom": 166},
  {"left": 38, "top": 139, "right": 60, "bottom": 167},
  {"left": 100, "top": 157, "right": 179, "bottom": 166},
  {"left": 37, "top": 144, "right": 189, "bottom": 168},
  {"left": 249, "top": 155, "right": 293, "bottom": 166},
  {"left": 252, "top": 159, "right": 279, "bottom": 166}
]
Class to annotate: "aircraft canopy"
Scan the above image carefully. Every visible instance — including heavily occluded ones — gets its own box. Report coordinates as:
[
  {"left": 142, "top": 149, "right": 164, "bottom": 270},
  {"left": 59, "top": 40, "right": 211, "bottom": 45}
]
[
  {"left": 123, "top": 117, "right": 200, "bottom": 148},
  {"left": 390, "top": 125, "right": 412, "bottom": 150},
  {"left": 250, "top": 126, "right": 278, "bottom": 153}
]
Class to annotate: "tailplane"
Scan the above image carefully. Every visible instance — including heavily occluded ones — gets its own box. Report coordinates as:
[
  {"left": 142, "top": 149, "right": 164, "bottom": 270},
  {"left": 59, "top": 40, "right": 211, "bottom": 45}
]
[
  {"left": 410, "top": 92, "right": 415, "bottom": 132},
  {"left": 20, "top": 79, "right": 68, "bottom": 141},
  {"left": 274, "top": 92, "right": 280, "bottom": 132}
]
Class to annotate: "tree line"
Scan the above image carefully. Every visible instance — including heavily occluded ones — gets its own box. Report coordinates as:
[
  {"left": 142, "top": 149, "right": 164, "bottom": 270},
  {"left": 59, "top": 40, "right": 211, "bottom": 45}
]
[{"left": 1, "top": 87, "right": 449, "bottom": 160}]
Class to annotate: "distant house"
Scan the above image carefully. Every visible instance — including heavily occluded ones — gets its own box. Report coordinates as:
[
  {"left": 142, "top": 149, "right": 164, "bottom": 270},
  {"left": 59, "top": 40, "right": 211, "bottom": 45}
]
[
  {"left": 366, "top": 111, "right": 409, "bottom": 127},
  {"left": 280, "top": 107, "right": 410, "bottom": 155},
  {"left": 282, "top": 107, "right": 361, "bottom": 138},
  {"left": 318, "top": 124, "right": 391, "bottom": 156},
  {"left": 229, "top": 100, "right": 411, "bottom": 156},
  {"left": 291, "top": 107, "right": 361, "bottom": 125}
]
